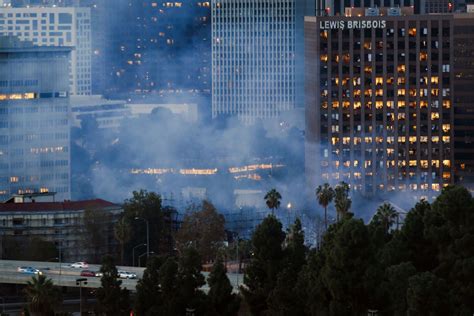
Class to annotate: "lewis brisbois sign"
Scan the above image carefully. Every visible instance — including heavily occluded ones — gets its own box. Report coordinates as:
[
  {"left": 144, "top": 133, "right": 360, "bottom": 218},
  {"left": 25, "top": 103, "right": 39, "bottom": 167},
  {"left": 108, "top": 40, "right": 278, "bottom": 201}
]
[{"left": 319, "top": 20, "right": 387, "bottom": 30}]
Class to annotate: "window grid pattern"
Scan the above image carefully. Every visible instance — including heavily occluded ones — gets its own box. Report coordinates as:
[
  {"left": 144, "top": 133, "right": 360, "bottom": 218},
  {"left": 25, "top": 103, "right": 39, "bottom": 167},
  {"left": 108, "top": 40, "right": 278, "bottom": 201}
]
[
  {"left": 0, "top": 7, "right": 92, "bottom": 96},
  {"left": 212, "top": 0, "right": 296, "bottom": 123}
]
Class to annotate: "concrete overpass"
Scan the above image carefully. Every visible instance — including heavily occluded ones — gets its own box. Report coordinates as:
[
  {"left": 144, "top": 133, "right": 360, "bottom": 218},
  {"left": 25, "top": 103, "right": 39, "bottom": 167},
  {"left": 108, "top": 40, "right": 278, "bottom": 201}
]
[{"left": 0, "top": 260, "right": 243, "bottom": 292}]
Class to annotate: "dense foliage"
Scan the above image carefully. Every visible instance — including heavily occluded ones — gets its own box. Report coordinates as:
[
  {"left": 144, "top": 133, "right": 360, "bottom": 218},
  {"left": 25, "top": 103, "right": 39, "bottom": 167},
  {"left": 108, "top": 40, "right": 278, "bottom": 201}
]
[
  {"left": 95, "top": 255, "right": 130, "bottom": 316},
  {"left": 243, "top": 185, "right": 474, "bottom": 315},
  {"left": 175, "top": 200, "right": 226, "bottom": 262}
]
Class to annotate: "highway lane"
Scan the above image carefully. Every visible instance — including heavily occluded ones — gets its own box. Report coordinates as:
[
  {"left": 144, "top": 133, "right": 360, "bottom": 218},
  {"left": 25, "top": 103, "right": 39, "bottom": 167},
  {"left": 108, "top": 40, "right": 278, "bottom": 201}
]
[{"left": 0, "top": 260, "right": 244, "bottom": 292}]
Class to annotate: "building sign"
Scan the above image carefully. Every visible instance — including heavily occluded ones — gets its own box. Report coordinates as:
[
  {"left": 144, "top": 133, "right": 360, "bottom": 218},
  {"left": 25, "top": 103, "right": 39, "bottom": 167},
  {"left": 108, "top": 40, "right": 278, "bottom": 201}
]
[{"left": 319, "top": 20, "right": 386, "bottom": 30}]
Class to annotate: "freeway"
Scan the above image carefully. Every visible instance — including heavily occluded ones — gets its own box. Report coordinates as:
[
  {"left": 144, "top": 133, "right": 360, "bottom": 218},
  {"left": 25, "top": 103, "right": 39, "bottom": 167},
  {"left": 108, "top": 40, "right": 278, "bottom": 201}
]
[{"left": 0, "top": 260, "right": 243, "bottom": 292}]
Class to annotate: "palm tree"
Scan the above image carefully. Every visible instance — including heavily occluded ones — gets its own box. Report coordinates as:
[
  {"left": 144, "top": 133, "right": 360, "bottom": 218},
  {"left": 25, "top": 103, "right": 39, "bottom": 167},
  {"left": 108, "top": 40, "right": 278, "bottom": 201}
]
[
  {"left": 334, "top": 181, "right": 351, "bottom": 221},
  {"left": 316, "top": 183, "right": 335, "bottom": 230},
  {"left": 372, "top": 202, "right": 398, "bottom": 233},
  {"left": 24, "top": 274, "right": 62, "bottom": 316},
  {"left": 114, "top": 217, "right": 131, "bottom": 265},
  {"left": 264, "top": 189, "right": 282, "bottom": 214}
]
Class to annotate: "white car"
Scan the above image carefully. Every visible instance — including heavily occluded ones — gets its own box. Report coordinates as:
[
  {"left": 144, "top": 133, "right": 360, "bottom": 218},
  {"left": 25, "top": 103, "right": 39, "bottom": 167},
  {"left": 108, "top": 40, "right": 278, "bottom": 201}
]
[
  {"left": 17, "top": 266, "right": 42, "bottom": 275},
  {"left": 70, "top": 262, "right": 89, "bottom": 269},
  {"left": 118, "top": 271, "right": 137, "bottom": 279}
]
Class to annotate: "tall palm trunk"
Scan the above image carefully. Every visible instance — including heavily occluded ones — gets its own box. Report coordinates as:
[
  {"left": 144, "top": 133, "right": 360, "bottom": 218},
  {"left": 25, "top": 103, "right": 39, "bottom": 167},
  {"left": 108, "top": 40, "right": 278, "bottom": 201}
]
[{"left": 324, "top": 205, "right": 328, "bottom": 230}]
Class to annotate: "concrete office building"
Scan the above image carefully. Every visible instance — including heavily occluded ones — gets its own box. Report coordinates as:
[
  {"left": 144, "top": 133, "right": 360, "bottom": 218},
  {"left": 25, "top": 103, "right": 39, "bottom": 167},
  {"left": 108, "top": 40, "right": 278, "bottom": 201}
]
[
  {"left": 305, "top": 9, "right": 454, "bottom": 199},
  {"left": 453, "top": 13, "right": 474, "bottom": 192},
  {"left": 70, "top": 95, "right": 129, "bottom": 130},
  {"left": 211, "top": 0, "right": 314, "bottom": 123},
  {"left": 0, "top": 6, "right": 91, "bottom": 95},
  {"left": 312, "top": 0, "right": 466, "bottom": 15},
  {"left": 0, "top": 194, "right": 122, "bottom": 262},
  {"left": 0, "top": 36, "right": 71, "bottom": 201}
]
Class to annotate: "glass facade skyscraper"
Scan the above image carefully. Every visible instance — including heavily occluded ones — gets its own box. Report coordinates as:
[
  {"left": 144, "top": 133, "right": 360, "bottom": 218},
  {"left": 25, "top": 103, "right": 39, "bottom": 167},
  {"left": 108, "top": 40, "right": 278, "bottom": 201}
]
[{"left": 0, "top": 37, "right": 71, "bottom": 201}]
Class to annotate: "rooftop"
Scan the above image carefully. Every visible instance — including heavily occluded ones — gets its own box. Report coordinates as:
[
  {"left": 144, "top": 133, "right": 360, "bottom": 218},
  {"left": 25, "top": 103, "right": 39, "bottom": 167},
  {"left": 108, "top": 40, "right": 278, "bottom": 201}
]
[{"left": 0, "top": 199, "right": 119, "bottom": 213}]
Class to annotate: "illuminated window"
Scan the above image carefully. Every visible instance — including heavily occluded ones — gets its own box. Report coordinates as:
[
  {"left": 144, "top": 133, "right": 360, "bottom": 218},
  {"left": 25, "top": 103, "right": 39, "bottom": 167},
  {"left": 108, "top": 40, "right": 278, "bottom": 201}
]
[
  {"left": 419, "top": 52, "right": 428, "bottom": 61},
  {"left": 432, "top": 160, "right": 440, "bottom": 168},
  {"left": 442, "top": 124, "right": 450, "bottom": 133},
  {"left": 398, "top": 89, "right": 406, "bottom": 96},
  {"left": 10, "top": 176, "right": 18, "bottom": 183},
  {"left": 443, "top": 100, "right": 451, "bottom": 108},
  {"left": 431, "top": 76, "right": 439, "bottom": 84},
  {"left": 443, "top": 172, "right": 451, "bottom": 180},
  {"left": 343, "top": 137, "right": 351, "bottom": 145},
  {"left": 431, "top": 112, "right": 439, "bottom": 120},
  {"left": 375, "top": 77, "right": 384, "bottom": 85},
  {"left": 376, "top": 101, "right": 383, "bottom": 109},
  {"left": 442, "top": 136, "right": 450, "bottom": 143},
  {"left": 398, "top": 136, "right": 406, "bottom": 143},
  {"left": 409, "top": 160, "right": 417, "bottom": 167},
  {"left": 331, "top": 137, "right": 339, "bottom": 145},
  {"left": 397, "top": 64, "right": 406, "bottom": 73},
  {"left": 398, "top": 101, "right": 406, "bottom": 108},
  {"left": 365, "top": 137, "right": 372, "bottom": 144},
  {"left": 397, "top": 77, "right": 406, "bottom": 85},
  {"left": 432, "top": 183, "right": 440, "bottom": 191},
  {"left": 354, "top": 102, "right": 361, "bottom": 109},
  {"left": 420, "top": 160, "right": 429, "bottom": 168},
  {"left": 409, "top": 136, "right": 417, "bottom": 144},
  {"left": 443, "top": 160, "right": 451, "bottom": 167},
  {"left": 420, "top": 136, "right": 428, "bottom": 143},
  {"left": 332, "top": 101, "right": 339, "bottom": 108},
  {"left": 432, "top": 136, "right": 439, "bottom": 143},
  {"left": 420, "top": 101, "right": 428, "bottom": 108},
  {"left": 320, "top": 54, "right": 328, "bottom": 62},
  {"left": 343, "top": 101, "right": 350, "bottom": 108},
  {"left": 0, "top": 93, "right": 36, "bottom": 101}
]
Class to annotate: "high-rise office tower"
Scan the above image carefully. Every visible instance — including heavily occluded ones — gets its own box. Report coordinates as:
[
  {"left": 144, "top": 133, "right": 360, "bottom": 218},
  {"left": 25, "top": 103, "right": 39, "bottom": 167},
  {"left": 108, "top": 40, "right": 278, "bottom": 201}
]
[
  {"left": 100, "top": 1, "right": 211, "bottom": 97},
  {"left": 305, "top": 8, "right": 454, "bottom": 199},
  {"left": 211, "top": 0, "right": 314, "bottom": 123},
  {"left": 0, "top": 6, "right": 91, "bottom": 95},
  {"left": 424, "top": 0, "right": 452, "bottom": 13},
  {"left": 0, "top": 37, "right": 71, "bottom": 201},
  {"left": 453, "top": 13, "right": 474, "bottom": 191},
  {"left": 314, "top": 0, "right": 418, "bottom": 16}
]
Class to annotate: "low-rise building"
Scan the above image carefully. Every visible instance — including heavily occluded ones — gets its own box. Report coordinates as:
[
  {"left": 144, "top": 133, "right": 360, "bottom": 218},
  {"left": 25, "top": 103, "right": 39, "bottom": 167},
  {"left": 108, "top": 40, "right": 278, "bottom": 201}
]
[{"left": 0, "top": 193, "right": 122, "bottom": 262}]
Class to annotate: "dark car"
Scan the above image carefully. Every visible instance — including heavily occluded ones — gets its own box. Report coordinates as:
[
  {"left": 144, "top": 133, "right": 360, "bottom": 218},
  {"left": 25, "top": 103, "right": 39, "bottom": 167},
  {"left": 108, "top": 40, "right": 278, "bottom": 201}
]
[{"left": 80, "top": 270, "right": 96, "bottom": 277}]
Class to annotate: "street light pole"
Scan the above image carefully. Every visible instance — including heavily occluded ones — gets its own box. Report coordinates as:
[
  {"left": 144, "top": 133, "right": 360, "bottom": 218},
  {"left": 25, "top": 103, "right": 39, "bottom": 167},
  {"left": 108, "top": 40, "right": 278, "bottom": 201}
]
[
  {"left": 287, "top": 202, "right": 292, "bottom": 227},
  {"left": 132, "top": 243, "right": 147, "bottom": 267},
  {"left": 135, "top": 217, "right": 150, "bottom": 259},
  {"left": 138, "top": 251, "right": 154, "bottom": 267},
  {"left": 58, "top": 242, "right": 62, "bottom": 286},
  {"left": 76, "top": 278, "right": 87, "bottom": 315}
]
